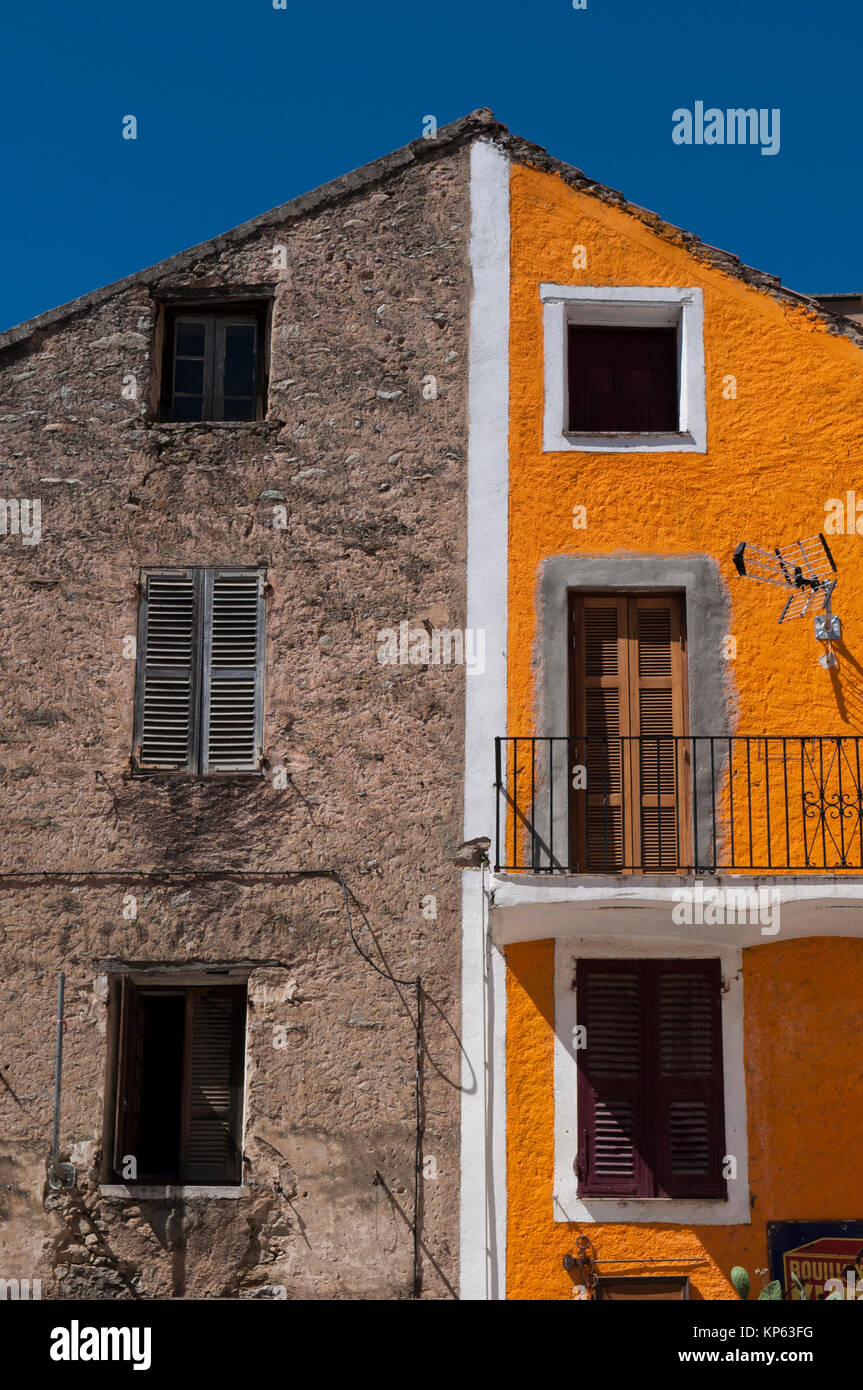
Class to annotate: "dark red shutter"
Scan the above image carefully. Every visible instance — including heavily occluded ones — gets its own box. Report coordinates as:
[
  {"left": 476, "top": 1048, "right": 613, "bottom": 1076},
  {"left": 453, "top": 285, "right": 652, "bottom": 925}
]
[
  {"left": 577, "top": 958, "right": 725, "bottom": 1200},
  {"left": 652, "top": 960, "right": 726, "bottom": 1198},
  {"left": 568, "top": 326, "right": 678, "bottom": 433},
  {"left": 576, "top": 961, "right": 648, "bottom": 1197}
]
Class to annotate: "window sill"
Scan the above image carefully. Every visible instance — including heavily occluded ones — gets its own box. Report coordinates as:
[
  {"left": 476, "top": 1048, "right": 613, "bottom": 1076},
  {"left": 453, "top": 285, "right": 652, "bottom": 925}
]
[
  {"left": 99, "top": 1184, "right": 250, "bottom": 1200},
  {"left": 540, "top": 286, "right": 707, "bottom": 455},
  {"left": 554, "top": 1193, "right": 748, "bottom": 1227},
  {"left": 147, "top": 420, "right": 279, "bottom": 433},
  {"left": 554, "top": 430, "right": 701, "bottom": 454},
  {"left": 129, "top": 770, "right": 264, "bottom": 781}
]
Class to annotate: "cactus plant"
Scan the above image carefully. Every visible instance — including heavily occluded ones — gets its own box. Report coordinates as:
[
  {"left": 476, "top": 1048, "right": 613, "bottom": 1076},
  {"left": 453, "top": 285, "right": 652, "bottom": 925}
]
[
  {"left": 730, "top": 1266, "right": 750, "bottom": 1300},
  {"left": 732, "top": 1262, "right": 845, "bottom": 1300},
  {"left": 758, "top": 1280, "right": 783, "bottom": 1299}
]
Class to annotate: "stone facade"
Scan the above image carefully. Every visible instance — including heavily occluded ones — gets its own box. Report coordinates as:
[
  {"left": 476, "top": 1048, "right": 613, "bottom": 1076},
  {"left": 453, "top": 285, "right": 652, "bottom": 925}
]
[{"left": 0, "top": 129, "right": 476, "bottom": 1299}]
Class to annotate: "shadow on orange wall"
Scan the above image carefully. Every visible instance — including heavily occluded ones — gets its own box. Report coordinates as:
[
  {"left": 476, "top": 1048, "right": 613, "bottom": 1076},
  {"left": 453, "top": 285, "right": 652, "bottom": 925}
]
[{"left": 828, "top": 637, "right": 863, "bottom": 727}]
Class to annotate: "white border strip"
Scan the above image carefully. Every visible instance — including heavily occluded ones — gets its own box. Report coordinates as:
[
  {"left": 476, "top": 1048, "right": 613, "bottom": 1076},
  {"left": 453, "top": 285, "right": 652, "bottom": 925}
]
[
  {"left": 464, "top": 140, "right": 511, "bottom": 842},
  {"left": 460, "top": 139, "right": 510, "bottom": 1300},
  {"left": 540, "top": 285, "right": 706, "bottom": 453},
  {"left": 460, "top": 869, "right": 507, "bottom": 1298}
]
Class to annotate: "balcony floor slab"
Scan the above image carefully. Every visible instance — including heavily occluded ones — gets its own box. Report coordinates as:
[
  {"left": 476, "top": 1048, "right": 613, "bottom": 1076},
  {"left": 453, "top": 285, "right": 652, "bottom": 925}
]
[{"left": 489, "top": 872, "right": 863, "bottom": 947}]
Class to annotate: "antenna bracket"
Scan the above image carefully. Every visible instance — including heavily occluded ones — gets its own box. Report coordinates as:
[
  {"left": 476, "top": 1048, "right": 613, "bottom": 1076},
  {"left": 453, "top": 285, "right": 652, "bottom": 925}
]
[{"left": 815, "top": 613, "right": 841, "bottom": 643}]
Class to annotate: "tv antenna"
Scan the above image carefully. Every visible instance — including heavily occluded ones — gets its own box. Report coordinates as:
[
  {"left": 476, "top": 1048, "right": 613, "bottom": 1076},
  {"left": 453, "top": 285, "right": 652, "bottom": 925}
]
[{"left": 733, "top": 532, "right": 839, "bottom": 668}]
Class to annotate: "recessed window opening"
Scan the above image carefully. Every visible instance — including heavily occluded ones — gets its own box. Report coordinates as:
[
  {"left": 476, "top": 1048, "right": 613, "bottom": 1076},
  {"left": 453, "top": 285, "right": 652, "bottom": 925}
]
[
  {"left": 113, "top": 981, "right": 247, "bottom": 1185},
  {"left": 160, "top": 304, "right": 268, "bottom": 422},
  {"left": 567, "top": 324, "right": 679, "bottom": 433}
]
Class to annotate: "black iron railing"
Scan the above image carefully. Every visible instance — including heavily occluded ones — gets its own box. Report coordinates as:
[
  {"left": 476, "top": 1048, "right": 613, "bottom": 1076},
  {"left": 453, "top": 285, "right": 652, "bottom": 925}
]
[{"left": 494, "top": 736, "right": 863, "bottom": 873}]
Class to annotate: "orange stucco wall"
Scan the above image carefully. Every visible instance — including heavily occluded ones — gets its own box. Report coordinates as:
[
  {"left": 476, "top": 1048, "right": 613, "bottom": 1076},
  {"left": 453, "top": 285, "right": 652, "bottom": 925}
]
[
  {"left": 504, "top": 161, "right": 863, "bottom": 1299},
  {"left": 507, "top": 936, "right": 863, "bottom": 1300},
  {"left": 507, "top": 161, "right": 863, "bottom": 741}
]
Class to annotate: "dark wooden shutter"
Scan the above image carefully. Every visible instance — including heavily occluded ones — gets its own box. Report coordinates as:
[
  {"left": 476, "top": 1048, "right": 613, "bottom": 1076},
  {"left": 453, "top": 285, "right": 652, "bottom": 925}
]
[
  {"left": 215, "top": 318, "right": 259, "bottom": 422},
  {"left": 567, "top": 326, "right": 678, "bottom": 433},
  {"left": 201, "top": 570, "right": 265, "bottom": 772},
  {"left": 576, "top": 959, "right": 726, "bottom": 1200},
  {"left": 170, "top": 317, "right": 211, "bottom": 422},
  {"left": 114, "top": 978, "right": 144, "bottom": 1179},
  {"left": 182, "top": 987, "right": 246, "bottom": 1184},
  {"left": 167, "top": 313, "right": 261, "bottom": 422},
  {"left": 133, "top": 569, "right": 203, "bottom": 772},
  {"left": 653, "top": 960, "right": 726, "bottom": 1198},
  {"left": 576, "top": 961, "right": 647, "bottom": 1197}
]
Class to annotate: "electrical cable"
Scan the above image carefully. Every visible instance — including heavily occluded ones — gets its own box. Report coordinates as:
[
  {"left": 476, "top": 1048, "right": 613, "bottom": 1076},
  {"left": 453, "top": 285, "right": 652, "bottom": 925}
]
[{"left": 0, "top": 865, "right": 425, "bottom": 1298}]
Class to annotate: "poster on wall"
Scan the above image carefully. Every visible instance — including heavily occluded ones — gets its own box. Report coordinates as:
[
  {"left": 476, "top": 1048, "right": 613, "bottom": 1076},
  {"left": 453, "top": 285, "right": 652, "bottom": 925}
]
[{"left": 767, "top": 1221, "right": 863, "bottom": 1300}]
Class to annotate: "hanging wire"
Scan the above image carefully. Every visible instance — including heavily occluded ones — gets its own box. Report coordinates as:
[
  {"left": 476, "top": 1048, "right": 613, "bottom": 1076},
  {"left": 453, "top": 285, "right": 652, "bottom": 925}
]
[{"left": 0, "top": 865, "right": 425, "bottom": 1299}]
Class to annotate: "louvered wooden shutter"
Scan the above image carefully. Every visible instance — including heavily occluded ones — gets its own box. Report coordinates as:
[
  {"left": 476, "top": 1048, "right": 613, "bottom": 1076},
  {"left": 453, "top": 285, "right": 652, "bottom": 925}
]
[
  {"left": 134, "top": 570, "right": 203, "bottom": 771},
  {"left": 569, "top": 593, "right": 688, "bottom": 871},
  {"left": 182, "top": 987, "right": 246, "bottom": 1183},
  {"left": 576, "top": 962, "right": 647, "bottom": 1197},
  {"left": 631, "top": 598, "right": 688, "bottom": 870},
  {"left": 133, "top": 568, "right": 265, "bottom": 774},
  {"left": 201, "top": 570, "right": 265, "bottom": 772},
  {"left": 653, "top": 960, "right": 726, "bottom": 1198},
  {"left": 570, "top": 597, "right": 629, "bottom": 870},
  {"left": 576, "top": 959, "right": 725, "bottom": 1199},
  {"left": 114, "top": 978, "right": 144, "bottom": 1179}
]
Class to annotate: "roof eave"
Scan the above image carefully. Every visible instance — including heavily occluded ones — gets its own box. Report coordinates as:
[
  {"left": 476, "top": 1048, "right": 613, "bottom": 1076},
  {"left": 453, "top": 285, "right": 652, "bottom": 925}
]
[
  {"left": 0, "top": 108, "right": 503, "bottom": 352},
  {"left": 3, "top": 111, "right": 862, "bottom": 353}
]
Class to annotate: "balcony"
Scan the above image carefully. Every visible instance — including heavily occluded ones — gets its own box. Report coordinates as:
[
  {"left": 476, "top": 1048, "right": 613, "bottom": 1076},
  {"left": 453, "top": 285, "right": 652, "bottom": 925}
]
[{"left": 494, "top": 736, "right": 863, "bottom": 874}]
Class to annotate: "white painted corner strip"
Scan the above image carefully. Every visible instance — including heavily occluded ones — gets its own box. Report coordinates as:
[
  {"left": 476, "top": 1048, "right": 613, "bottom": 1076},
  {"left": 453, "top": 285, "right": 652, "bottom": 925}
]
[{"left": 460, "top": 138, "right": 510, "bottom": 1300}]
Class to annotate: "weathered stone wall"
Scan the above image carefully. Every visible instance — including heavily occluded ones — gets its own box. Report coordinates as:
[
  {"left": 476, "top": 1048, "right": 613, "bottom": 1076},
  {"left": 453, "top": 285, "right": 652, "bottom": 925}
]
[{"left": 0, "top": 139, "right": 473, "bottom": 1298}]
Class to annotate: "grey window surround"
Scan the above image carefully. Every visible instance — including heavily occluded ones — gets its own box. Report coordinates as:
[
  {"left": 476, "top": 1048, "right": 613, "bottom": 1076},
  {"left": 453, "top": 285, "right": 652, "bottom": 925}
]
[{"left": 524, "top": 553, "right": 733, "bottom": 871}]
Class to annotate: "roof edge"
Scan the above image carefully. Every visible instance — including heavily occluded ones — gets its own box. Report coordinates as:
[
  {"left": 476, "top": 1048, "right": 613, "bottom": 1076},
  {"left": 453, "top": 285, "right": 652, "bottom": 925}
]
[
  {"left": 0, "top": 108, "right": 504, "bottom": 352},
  {"left": 3, "top": 111, "right": 862, "bottom": 353},
  {"left": 493, "top": 130, "right": 863, "bottom": 347}
]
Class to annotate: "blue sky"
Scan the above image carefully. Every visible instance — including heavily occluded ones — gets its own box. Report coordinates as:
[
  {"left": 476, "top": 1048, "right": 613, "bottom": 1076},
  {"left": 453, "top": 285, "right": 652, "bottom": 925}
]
[{"left": 0, "top": 0, "right": 859, "bottom": 332}]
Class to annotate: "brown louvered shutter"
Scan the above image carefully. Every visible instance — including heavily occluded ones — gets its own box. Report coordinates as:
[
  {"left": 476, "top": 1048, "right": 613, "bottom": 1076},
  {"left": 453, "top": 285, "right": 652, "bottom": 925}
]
[
  {"left": 201, "top": 570, "right": 265, "bottom": 773},
  {"left": 576, "top": 961, "right": 648, "bottom": 1197},
  {"left": 182, "top": 987, "right": 246, "bottom": 1183},
  {"left": 134, "top": 570, "right": 202, "bottom": 771},
  {"left": 570, "top": 597, "right": 629, "bottom": 870},
  {"left": 631, "top": 598, "right": 688, "bottom": 869},
  {"left": 653, "top": 960, "right": 726, "bottom": 1198},
  {"left": 114, "top": 978, "right": 144, "bottom": 1179},
  {"left": 569, "top": 593, "right": 688, "bottom": 871}
]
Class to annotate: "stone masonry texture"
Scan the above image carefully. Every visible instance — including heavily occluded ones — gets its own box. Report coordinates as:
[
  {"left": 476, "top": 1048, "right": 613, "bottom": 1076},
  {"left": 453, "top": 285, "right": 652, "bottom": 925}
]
[{"left": 0, "top": 136, "right": 473, "bottom": 1299}]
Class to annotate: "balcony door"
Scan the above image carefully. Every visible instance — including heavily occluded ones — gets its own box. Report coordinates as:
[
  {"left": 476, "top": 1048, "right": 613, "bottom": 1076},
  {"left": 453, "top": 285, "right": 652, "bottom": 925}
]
[{"left": 568, "top": 593, "right": 690, "bottom": 872}]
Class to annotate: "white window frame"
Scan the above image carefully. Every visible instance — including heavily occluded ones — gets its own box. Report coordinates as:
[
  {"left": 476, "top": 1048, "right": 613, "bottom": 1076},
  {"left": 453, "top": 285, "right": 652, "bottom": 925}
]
[
  {"left": 553, "top": 937, "right": 749, "bottom": 1226},
  {"left": 541, "top": 285, "right": 707, "bottom": 453}
]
